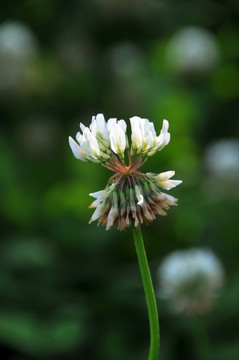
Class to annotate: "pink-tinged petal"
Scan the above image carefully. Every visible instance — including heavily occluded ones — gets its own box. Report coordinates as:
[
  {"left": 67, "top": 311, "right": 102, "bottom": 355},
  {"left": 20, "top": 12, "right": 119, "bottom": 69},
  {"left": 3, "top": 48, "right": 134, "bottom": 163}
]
[{"left": 89, "top": 199, "right": 101, "bottom": 208}]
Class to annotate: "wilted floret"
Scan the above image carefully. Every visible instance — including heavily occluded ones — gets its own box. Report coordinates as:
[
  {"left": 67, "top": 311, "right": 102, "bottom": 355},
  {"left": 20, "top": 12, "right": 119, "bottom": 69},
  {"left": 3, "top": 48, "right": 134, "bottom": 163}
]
[{"left": 89, "top": 172, "right": 181, "bottom": 230}]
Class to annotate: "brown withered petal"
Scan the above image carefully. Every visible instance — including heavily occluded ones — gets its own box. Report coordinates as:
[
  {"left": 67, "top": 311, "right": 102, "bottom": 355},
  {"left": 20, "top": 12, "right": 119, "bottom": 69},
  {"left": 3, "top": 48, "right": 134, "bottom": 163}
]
[{"left": 89, "top": 174, "right": 178, "bottom": 231}]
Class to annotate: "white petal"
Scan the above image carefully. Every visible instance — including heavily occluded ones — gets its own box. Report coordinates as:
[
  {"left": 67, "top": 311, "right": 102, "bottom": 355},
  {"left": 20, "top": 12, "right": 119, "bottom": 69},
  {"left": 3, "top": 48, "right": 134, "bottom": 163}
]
[
  {"left": 135, "top": 185, "right": 144, "bottom": 206},
  {"left": 155, "top": 133, "right": 164, "bottom": 147},
  {"left": 89, "top": 199, "right": 101, "bottom": 208},
  {"left": 107, "top": 118, "right": 117, "bottom": 132},
  {"left": 159, "top": 119, "right": 170, "bottom": 147},
  {"left": 97, "top": 114, "right": 110, "bottom": 140},
  {"left": 79, "top": 132, "right": 92, "bottom": 155},
  {"left": 83, "top": 128, "right": 100, "bottom": 156},
  {"left": 147, "top": 122, "right": 156, "bottom": 140},
  {"left": 89, "top": 207, "right": 102, "bottom": 223},
  {"left": 106, "top": 206, "right": 118, "bottom": 230},
  {"left": 130, "top": 116, "right": 143, "bottom": 149},
  {"left": 95, "top": 113, "right": 105, "bottom": 126},
  {"left": 68, "top": 136, "right": 87, "bottom": 161},
  {"left": 140, "top": 118, "right": 151, "bottom": 141},
  {"left": 118, "top": 119, "right": 127, "bottom": 133},
  {"left": 90, "top": 113, "right": 110, "bottom": 142},
  {"left": 137, "top": 194, "right": 144, "bottom": 206},
  {"left": 77, "top": 129, "right": 93, "bottom": 156},
  {"left": 154, "top": 119, "right": 170, "bottom": 151},
  {"left": 76, "top": 131, "right": 83, "bottom": 143},
  {"left": 109, "top": 122, "right": 126, "bottom": 155},
  {"left": 89, "top": 190, "right": 106, "bottom": 199},
  {"left": 160, "top": 180, "right": 182, "bottom": 190},
  {"left": 157, "top": 171, "right": 175, "bottom": 181},
  {"left": 89, "top": 117, "right": 97, "bottom": 136},
  {"left": 170, "top": 180, "right": 182, "bottom": 188},
  {"left": 159, "top": 192, "right": 178, "bottom": 205},
  {"left": 80, "top": 122, "right": 86, "bottom": 132},
  {"left": 156, "top": 171, "right": 182, "bottom": 190}
]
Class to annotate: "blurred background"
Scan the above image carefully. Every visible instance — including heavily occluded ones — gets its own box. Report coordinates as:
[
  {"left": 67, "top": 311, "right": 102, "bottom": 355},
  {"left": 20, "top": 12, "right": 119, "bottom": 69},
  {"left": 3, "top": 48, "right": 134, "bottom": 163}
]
[{"left": 0, "top": 1, "right": 239, "bottom": 359}]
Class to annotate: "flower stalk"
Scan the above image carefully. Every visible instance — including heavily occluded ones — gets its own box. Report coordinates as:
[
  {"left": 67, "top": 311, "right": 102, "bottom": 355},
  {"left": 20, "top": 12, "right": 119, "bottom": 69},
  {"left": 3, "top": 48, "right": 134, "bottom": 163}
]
[{"left": 133, "top": 227, "right": 160, "bottom": 360}]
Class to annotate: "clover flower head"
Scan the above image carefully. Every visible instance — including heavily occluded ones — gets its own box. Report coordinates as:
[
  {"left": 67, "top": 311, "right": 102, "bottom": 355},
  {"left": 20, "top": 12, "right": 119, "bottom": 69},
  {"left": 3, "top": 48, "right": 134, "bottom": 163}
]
[
  {"left": 158, "top": 248, "right": 224, "bottom": 314},
  {"left": 69, "top": 114, "right": 182, "bottom": 230}
]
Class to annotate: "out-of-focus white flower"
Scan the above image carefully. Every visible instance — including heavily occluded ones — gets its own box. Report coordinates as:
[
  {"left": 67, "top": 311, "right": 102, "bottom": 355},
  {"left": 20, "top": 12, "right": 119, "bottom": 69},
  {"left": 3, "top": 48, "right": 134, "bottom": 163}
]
[
  {"left": 0, "top": 21, "right": 37, "bottom": 59},
  {"left": 69, "top": 114, "right": 182, "bottom": 230},
  {"left": 204, "top": 139, "right": 239, "bottom": 190},
  {"left": 0, "top": 21, "right": 38, "bottom": 89},
  {"left": 130, "top": 117, "right": 170, "bottom": 156},
  {"left": 166, "top": 27, "right": 220, "bottom": 74},
  {"left": 158, "top": 248, "right": 224, "bottom": 314}
]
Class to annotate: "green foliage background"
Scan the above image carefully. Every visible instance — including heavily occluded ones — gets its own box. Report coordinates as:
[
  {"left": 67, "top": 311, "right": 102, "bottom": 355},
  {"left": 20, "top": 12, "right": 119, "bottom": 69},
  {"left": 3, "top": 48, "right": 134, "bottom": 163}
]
[{"left": 0, "top": 1, "right": 239, "bottom": 359}]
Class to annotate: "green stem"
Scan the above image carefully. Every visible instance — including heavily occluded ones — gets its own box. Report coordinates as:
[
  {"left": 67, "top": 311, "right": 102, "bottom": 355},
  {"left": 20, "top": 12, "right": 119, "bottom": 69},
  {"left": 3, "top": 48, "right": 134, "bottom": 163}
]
[{"left": 132, "top": 227, "right": 160, "bottom": 360}]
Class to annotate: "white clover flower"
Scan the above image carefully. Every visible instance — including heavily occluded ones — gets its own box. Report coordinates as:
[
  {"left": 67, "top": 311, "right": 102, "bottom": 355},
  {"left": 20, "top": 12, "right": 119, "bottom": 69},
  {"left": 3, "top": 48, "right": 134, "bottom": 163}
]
[
  {"left": 158, "top": 248, "right": 224, "bottom": 314},
  {"left": 69, "top": 114, "right": 182, "bottom": 230},
  {"left": 166, "top": 27, "right": 220, "bottom": 73},
  {"left": 0, "top": 21, "right": 38, "bottom": 89},
  {"left": 0, "top": 21, "right": 37, "bottom": 60}
]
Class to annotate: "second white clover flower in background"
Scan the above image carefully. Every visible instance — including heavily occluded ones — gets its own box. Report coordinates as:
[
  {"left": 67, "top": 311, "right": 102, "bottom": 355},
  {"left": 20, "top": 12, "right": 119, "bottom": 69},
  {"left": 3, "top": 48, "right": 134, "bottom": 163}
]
[{"left": 158, "top": 248, "right": 224, "bottom": 314}]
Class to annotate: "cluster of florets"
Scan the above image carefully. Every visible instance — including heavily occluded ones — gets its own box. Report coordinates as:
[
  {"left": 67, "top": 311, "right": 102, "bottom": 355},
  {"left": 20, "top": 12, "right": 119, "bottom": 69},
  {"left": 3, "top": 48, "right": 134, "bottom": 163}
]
[
  {"left": 69, "top": 114, "right": 170, "bottom": 162},
  {"left": 158, "top": 249, "right": 224, "bottom": 314},
  {"left": 69, "top": 114, "right": 182, "bottom": 230}
]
